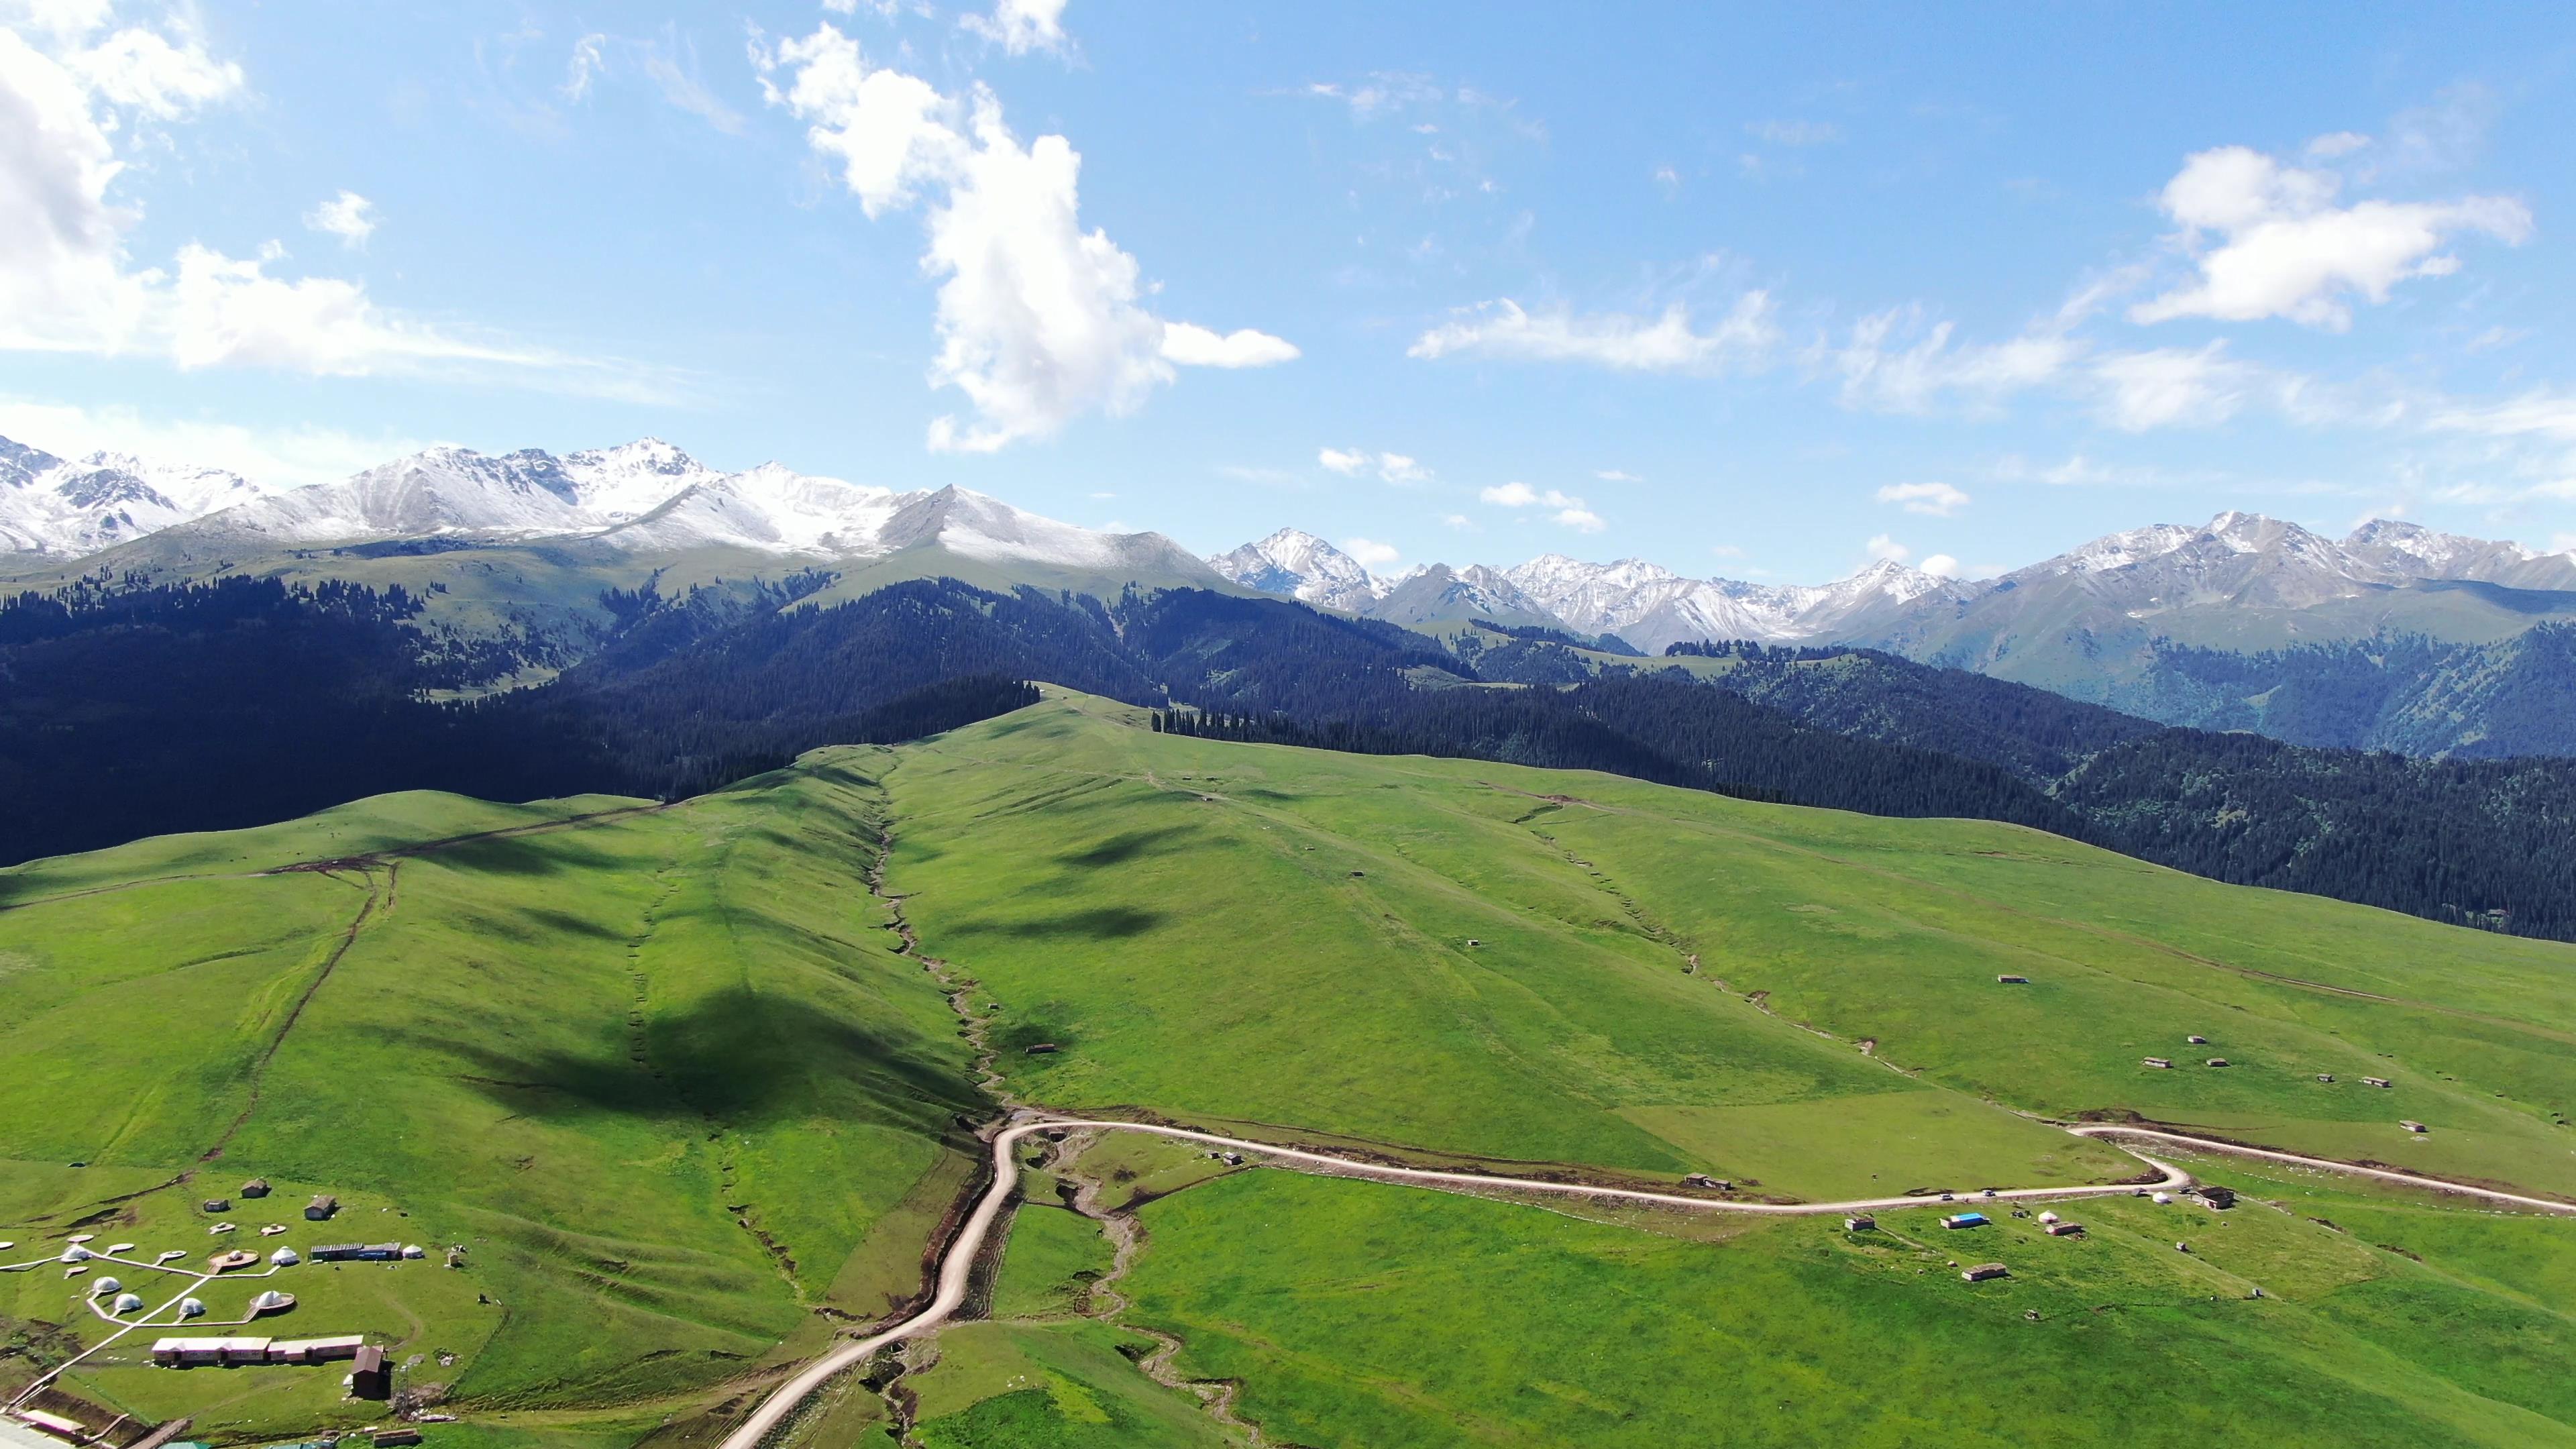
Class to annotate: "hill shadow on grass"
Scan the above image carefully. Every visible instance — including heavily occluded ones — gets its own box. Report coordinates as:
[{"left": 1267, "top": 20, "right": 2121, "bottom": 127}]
[
  {"left": 418, "top": 833, "right": 631, "bottom": 877},
  {"left": 1056, "top": 826, "right": 1195, "bottom": 869},
  {"left": 959, "top": 906, "right": 1167, "bottom": 940},
  {"left": 423, "top": 987, "right": 985, "bottom": 1133}
]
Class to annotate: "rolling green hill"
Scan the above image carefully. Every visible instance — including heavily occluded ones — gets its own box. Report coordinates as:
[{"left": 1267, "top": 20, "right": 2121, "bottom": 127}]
[
  {"left": 886, "top": 691, "right": 2576, "bottom": 1198},
  {"left": 0, "top": 768, "right": 981, "bottom": 1443},
  {"left": 4, "top": 688, "right": 2571, "bottom": 1448}
]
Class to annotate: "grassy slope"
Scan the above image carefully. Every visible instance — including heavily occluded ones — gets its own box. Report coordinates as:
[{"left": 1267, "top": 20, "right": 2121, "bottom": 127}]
[
  {"left": 883, "top": 691, "right": 2576, "bottom": 1197},
  {"left": 0, "top": 761, "right": 982, "bottom": 1441},
  {"left": 1122, "top": 1164, "right": 2576, "bottom": 1448}
]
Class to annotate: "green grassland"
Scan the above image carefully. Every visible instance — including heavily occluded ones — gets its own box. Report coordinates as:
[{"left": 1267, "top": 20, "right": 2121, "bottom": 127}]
[
  {"left": 6, "top": 684, "right": 2574, "bottom": 1448},
  {"left": 1118, "top": 1162, "right": 2576, "bottom": 1448},
  {"left": 0, "top": 761, "right": 983, "bottom": 1442},
  {"left": 881, "top": 690, "right": 2576, "bottom": 1198}
]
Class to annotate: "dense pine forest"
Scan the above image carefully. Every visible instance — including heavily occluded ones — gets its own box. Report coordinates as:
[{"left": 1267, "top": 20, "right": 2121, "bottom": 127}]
[{"left": 5, "top": 575, "right": 2572, "bottom": 939}]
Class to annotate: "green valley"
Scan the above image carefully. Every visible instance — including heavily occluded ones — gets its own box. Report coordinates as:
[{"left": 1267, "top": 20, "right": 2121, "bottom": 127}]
[{"left": 4, "top": 689, "right": 2571, "bottom": 1448}]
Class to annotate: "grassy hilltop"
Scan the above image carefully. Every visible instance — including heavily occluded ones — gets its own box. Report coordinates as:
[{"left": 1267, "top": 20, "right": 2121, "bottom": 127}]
[
  {"left": 887, "top": 690, "right": 2576, "bottom": 1197},
  {"left": 3, "top": 686, "right": 2573, "bottom": 1447}
]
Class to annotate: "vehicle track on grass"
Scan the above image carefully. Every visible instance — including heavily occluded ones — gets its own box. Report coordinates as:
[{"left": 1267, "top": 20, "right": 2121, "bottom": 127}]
[{"left": 721, "top": 1104, "right": 2576, "bottom": 1449}]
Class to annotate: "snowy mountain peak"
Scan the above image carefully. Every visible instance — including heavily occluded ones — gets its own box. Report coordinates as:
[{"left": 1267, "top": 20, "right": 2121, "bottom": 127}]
[
  {"left": 0, "top": 433, "right": 269, "bottom": 557},
  {"left": 1207, "top": 528, "right": 1384, "bottom": 610}
]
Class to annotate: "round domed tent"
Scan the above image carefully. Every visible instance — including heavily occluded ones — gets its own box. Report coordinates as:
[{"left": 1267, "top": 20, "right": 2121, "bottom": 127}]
[
  {"left": 270, "top": 1246, "right": 301, "bottom": 1266},
  {"left": 112, "top": 1293, "right": 144, "bottom": 1314}
]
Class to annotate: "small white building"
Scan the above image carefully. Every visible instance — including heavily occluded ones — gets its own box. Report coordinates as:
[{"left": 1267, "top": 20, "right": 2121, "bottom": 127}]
[{"left": 271, "top": 1246, "right": 301, "bottom": 1267}]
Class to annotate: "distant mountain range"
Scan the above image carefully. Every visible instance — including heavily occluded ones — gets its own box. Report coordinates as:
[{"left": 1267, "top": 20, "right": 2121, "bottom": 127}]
[
  {"left": 7, "top": 429, "right": 2576, "bottom": 757},
  {"left": 1208, "top": 515, "right": 2576, "bottom": 658}
]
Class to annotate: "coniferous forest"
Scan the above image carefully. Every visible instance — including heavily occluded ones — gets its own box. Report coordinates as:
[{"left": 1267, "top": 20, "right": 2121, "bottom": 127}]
[{"left": 5, "top": 576, "right": 2572, "bottom": 939}]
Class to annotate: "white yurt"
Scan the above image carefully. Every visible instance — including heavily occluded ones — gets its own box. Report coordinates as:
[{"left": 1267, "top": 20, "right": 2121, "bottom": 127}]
[
  {"left": 112, "top": 1293, "right": 145, "bottom": 1314},
  {"left": 178, "top": 1297, "right": 206, "bottom": 1318},
  {"left": 271, "top": 1246, "right": 301, "bottom": 1267},
  {"left": 90, "top": 1277, "right": 121, "bottom": 1295}
]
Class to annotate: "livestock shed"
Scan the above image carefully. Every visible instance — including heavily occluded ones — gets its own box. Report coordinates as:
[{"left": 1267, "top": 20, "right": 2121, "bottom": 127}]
[
  {"left": 350, "top": 1344, "right": 391, "bottom": 1400},
  {"left": 305, "top": 1196, "right": 338, "bottom": 1220}
]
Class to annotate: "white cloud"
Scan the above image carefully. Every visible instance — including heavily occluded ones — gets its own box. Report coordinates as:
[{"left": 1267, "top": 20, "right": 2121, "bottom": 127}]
[
  {"left": 2093, "top": 343, "right": 2251, "bottom": 430},
  {"left": 562, "top": 33, "right": 606, "bottom": 101},
  {"left": 0, "top": 13, "right": 632, "bottom": 390},
  {"left": 1919, "top": 553, "right": 1962, "bottom": 578},
  {"left": 1340, "top": 535, "right": 1400, "bottom": 567},
  {"left": 1160, "top": 321, "right": 1299, "bottom": 368},
  {"left": 1825, "top": 305, "right": 2080, "bottom": 414},
  {"left": 1440, "top": 512, "right": 1473, "bottom": 529},
  {"left": 1864, "top": 534, "right": 1911, "bottom": 564},
  {"left": 1317, "top": 447, "right": 1425, "bottom": 483},
  {"left": 0, "top": 394, "right": 420, "bottom": 490},
  {"left": 1708, "top": 543, "right": 1746, "bottom": 559},
  {"left": 2130, "top": 144, "right": 2532, "bottom": 329},
  {"left": 1746, "top": 119, "right": 1837, "bottom": 146},
  {"left": 2305, "top": 130, "right": 2370, "bottom": 160},
  {"left": 756, "top": 23, "right": 1290, "bottom": 451},
  {"left": 1409, "top": 293, "right": 1776, "bottom": 372},
  {"left": 2427, "top": 390, "right": 2576, "bottom": 441},
  {"left": 1595, "top": 468, "right": 1640, "bottom": 482},
  {"left": 1482, "top": 481, "right": 1604, "bottom": 530},
  {"left": 1875, "top": 481, "right": 1970, "bottom": 517},
  {"left": 302, "top": 191, "right": 376, "bottom": 250},
  {"left": 960, "top": 0, "right": 1070, "bottom": 58},
  {"left": 558, "top": 28, "right": 745, "bottom": 133}
]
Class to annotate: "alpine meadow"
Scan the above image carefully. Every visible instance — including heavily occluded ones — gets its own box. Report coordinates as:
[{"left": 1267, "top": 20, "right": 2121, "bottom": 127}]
[{"left": 7, "top": 3, "right": 2576, "bottom": 1447}]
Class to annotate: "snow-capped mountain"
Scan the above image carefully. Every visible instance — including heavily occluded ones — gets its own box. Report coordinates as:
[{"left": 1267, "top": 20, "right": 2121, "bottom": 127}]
[
  {"left": 1206, "top": 529, "right": 1393, "bottom": 611},
  {"left": 0, "top": 436, "right": 272, "bottom": 557},
  {"left": 10, "top": 434, "right": 1223, "bottom": 588},
  {"left": 1210, "top": 509, "right": 2576, "bottom": 659},
  {"left": 1369, "top": 563, "right": 1562, "bottom": 629}
]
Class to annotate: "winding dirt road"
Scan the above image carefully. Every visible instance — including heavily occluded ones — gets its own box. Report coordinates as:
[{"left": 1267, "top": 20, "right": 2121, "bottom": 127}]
[{"left": 712, "top": 1112, "right": 2572, "bottom": 1449}]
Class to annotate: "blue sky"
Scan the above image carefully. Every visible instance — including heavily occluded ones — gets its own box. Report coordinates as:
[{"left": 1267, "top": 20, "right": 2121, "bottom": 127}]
[{"left": 5, "top": 1, "right": 2574, "bottom": 582}]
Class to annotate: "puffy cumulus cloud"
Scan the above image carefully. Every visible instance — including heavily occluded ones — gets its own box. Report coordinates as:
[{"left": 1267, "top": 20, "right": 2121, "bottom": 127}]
[
  {"left": 1864, "top": 534, "right": 1910, "bottom": 564},
  {"left": 302, "top": 191, "right": 376, "bottom": 250},
  {"left": 1824, "top": 305, "right": 2080, "bottom": 415},
  {"left": 2131, "top": 144, "right": 2532, "bottom": 329},
  {"left": 2092, "top": 343, "right": 2253, "bottom": 431},
  {"left": 755, "top": 23, "right": 1291, "bottom": 452},
  {"left": 1409, "top": 293, "right": 1776, "bottom": 373},
  {"left": 0, "top": 9, "right": 625, "bottom": 390},
  {"left": 1338, "top": 535, "right": 1400, "bottom": 567},
  {"left": 1875, "top": 481, "right": 1969, "bottom": 517},
  {"left": 1918, "top": 553, "right": 1962, "bottom": 578},
  {"left": 1317, "top": 447, "right": 1424, "bottom": 482},
  {"left": 1480, "top": 481, "right": 1605, "bottom": 531},
  {"left": 1161, "top": 321, "right": 1299, "bottom": 368},
  {"left": 959, "top": 0, "right": 1069, "bottom": 58}
]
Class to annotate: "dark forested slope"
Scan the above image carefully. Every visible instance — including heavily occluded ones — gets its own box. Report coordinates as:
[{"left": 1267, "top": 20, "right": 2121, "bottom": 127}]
[{"left": 7, "top": 576, "right": 2574, "bottom": 939}]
